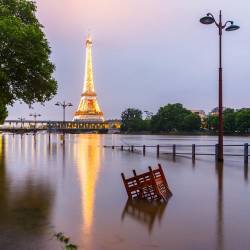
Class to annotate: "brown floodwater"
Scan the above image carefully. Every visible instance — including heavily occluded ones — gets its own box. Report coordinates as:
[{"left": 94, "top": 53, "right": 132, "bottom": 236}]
[{"left": 0, "top": 133, "right": 250, "bottom": 250}]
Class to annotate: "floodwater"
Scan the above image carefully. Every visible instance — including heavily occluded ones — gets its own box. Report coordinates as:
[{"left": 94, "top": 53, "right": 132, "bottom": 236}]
[{"left": 0, "top": 133, "right": 250, "bottom": 250}]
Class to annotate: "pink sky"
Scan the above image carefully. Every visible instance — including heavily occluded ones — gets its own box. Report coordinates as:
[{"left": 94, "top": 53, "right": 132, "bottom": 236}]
[{"left": 7, "top": 0, "right": 250, "bottom": 120}]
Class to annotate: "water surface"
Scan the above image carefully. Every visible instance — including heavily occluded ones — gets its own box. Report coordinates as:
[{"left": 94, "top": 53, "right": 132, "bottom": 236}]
[{"left": 0, "top": 133, "right": 249, "bottom": 250}]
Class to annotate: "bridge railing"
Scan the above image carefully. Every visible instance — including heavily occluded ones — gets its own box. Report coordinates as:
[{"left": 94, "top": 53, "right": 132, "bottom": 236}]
[{"left": 1, "top": 120, "right": 112, "bottom": 130}]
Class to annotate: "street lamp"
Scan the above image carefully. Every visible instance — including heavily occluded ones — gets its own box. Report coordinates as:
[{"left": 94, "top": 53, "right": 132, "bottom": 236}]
[
  {"left": 18, "top": 117, "right": 25, "bottom": 129},
  {"left": 55, "top": 101, "right": 73, "bottom": 125},
  {"left": 29, "top": 113, "right": 41, "bottom": 129},
  {"left": 200, "top": 11, "right": 239, "bottom": 161}
]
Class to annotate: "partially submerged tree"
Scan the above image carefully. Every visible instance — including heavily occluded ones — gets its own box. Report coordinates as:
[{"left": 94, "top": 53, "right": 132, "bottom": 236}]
[{"left": 0, "top": 0, "right": 57, "bottom": 122}]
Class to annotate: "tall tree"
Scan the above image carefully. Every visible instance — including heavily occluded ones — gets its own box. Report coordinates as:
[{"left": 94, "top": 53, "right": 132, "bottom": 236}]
[
  {"left": 0, "top": 103, "right": 7, "bottom": 124},
  {"left": 206, "top": 109, "right": 236, "bottom": 133},
  {"left": 223, "top": 108, "right": 236, "bottom": 133},
  {"left": 121, "top": 108, "right": 143, "bottom": 132},
  {"left": 236, "top": 108, "right": 250, "bottom": 133},
  {"left": 0, "top": 0, "right": 57, "bottom": 122},
  {"left": 181, "top": 113, "right": 201, "bottom": 131},
  {"left": 151, "top": 103, "right": 197, "bottom": 132},
  {"left": 206, "top": 114, "right": 218, "bottom": 131}
]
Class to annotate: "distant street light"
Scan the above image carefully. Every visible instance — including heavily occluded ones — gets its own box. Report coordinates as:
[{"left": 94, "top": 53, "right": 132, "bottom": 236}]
[
  {"left": 55, "top": 101, "right": 73, "bottom": 127},
  {"left": 18, "top": 117, "right": 25, "bottom": 129},
  {"left": 200, "top": 10, "right": 240, "bottom": 161},
  {"left": 29, "top": 113, "right": 41, "bottom": 129}
]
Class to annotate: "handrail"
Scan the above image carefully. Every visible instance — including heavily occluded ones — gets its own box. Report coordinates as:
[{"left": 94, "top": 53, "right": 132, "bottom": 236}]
[{"left": 104, "top": 143, "right": 249, "bottom": 163}]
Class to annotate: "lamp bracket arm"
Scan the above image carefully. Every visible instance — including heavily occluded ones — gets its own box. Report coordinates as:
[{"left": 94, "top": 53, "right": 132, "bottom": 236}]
[
  {"left": 207, "top": 13, "right": 215, "bottom": 19},
  {"left": 208, "top": 12, "right": 219, "bottom": 27},
  {"left": 206, "top": 13, "right": 220, "bottom": 28},
  {"left": 215, "top": 21, "right": 220, "bottom": 28}
]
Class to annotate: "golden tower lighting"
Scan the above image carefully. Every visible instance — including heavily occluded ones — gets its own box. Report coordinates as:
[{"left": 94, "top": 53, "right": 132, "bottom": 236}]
[{"left": 73, "top": 35, "right": 104, "bottom": 122}]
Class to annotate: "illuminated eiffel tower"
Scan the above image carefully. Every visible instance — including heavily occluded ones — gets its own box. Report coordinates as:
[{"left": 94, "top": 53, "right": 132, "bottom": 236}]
[{"left": 73, "top": 35, "right": 104, "bottom": 122}]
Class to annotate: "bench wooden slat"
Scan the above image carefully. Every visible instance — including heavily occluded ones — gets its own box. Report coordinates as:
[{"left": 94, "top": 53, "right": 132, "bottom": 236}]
[{"left": 121, "top": 164, "right": 172, "bottom": 201}]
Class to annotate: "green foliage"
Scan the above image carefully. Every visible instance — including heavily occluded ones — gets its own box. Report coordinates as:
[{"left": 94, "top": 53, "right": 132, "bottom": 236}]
[
  {"left": 54, "top": 232, "right": 77, "bottom": 250},
  {"left": 142, "top": 119, "right": 151, "bottom": 131},
  {"left": 120, "top": 105, "right": 250, "bottom": 134},
  {"left": 151, "top": 103, "right": 200, "bottom": 132},
  {"left": 206, "top": 114, "right": 218, "bottom": 131},
  {"left": 0, "top": 102, "right": 8, "bottom": 124},
  {"left": 121, "top": 108, "right": 144, "bottom": 132},
  {"left": 206, "top": 108, "right": 249, "bottom": 134},
  {"left": 121, "top": 104, "right": 201, "bottom": 133},
  {"left": 235, "top": 108, "right": 250, "bottom": 133},
  {"left": 65, "top": 245, "right": 78, "bottom": 250},
  {"left": 0, "top": 0, "right": 57, "bottom": 119},
  {"left": 223, "top": 108, "right": 236, "bottom": 133},
  {"left": 181, "top": 113, "right": 201, "bottom": 131}
]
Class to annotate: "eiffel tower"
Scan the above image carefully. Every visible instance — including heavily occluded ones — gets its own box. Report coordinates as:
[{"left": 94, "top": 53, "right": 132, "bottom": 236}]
[{"left": 73, "top": 35, "right": 104, "bottom": 122}]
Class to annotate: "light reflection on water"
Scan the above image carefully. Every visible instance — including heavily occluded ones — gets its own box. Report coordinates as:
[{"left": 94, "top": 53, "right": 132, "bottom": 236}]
[
  {"left": 74, "top": 135, "right": 101, "bottom": 248},
  {"left": 0, "top": 133, "right": 249, "bottom": 250},
  {"left": 0, "top": 134, "right": 56, "bottom": 250}
]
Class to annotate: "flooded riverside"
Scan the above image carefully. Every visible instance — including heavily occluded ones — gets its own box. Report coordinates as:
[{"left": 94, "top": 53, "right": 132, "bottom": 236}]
[{"left": 0, "top": 133, "right": 250, "bottom": 250}]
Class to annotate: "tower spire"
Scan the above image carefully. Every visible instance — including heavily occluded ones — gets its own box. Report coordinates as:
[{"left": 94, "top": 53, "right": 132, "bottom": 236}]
[
  {"left": 83, "top": 34, "right": 94, "bottom": 93},
  {"left": 73, "top": 36, "right": 104, "bottom": 122}
]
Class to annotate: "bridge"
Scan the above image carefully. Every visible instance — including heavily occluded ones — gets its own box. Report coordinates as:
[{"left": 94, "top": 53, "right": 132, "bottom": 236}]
[{"left": 0, "top": 119, "right": 121, "bottom": 133}]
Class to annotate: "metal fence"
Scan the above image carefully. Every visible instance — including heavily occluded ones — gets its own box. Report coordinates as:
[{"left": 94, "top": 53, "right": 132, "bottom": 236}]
[{"left": 104, "top": 143, "right": 249, "bottom": 163}]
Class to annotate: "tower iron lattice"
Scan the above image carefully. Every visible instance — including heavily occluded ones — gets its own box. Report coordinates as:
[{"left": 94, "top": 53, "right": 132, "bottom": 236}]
[{"left": 73, "top": 35, "right": 104, "bottom": 122}]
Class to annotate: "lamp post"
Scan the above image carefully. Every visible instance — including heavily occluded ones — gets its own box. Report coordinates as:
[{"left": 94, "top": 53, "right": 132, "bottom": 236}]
[
  {"left": 55, "top": 101, "right": 73, "bottom": 127},
  {"left": 29, "top": 113, "right": 41, "bottom": 130},
  {"left": 200, "top": 11, "right": 239, "bottom": 161},
  {"left": 18, "top": 117, "right": 25, "bottom": 129}
]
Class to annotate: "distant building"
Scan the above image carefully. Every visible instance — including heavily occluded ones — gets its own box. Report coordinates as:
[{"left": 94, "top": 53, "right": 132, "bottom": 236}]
[
  {"left": 210, "top": 107, "right": 227, "bottom": 116},
  {"left": 191, "top": 109, "right": 206, "bottom": 119},
  {"left": 190, "top": 109, "right": 206, "bottom": 128},
  {"left": 106, "top": 119, "right": 121, "bottom": 129}
]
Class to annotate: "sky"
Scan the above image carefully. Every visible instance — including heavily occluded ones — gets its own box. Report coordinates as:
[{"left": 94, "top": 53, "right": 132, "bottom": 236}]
[{"left": 7, "top": 0, "right": 250, "bottom": 121}]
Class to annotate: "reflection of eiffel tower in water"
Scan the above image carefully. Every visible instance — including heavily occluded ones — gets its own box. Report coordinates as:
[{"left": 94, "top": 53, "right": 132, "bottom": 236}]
[
  {"left": 74, "top": 135, "right": 101, "bottom": 236},
  {"left": 121, "top": 199, "right": 168, "bottom": 234},
  {"left": 73, "top": 35, "right": 104, "bottom": 122}
]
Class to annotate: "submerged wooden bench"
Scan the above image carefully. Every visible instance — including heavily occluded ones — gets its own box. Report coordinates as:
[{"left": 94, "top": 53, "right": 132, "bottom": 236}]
[{"left": 121, "top": 164, "right": 172, "bottom": 201}]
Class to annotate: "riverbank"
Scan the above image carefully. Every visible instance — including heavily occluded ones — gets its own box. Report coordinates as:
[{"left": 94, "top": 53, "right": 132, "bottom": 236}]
[{"left": 120, "top": 131, "right": 250, "bottom": 137}]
